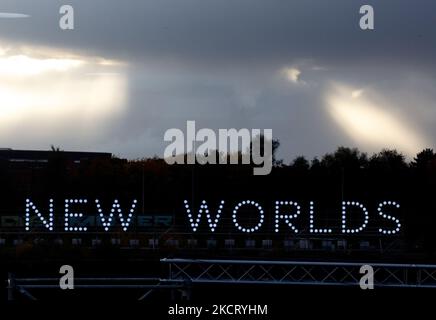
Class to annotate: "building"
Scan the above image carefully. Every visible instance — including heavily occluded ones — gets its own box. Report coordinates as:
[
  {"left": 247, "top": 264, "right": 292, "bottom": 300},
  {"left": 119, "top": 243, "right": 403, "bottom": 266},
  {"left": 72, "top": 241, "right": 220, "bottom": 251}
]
[
  {"left": 0, "top": 148, "right": 114, "bottom": 218},
  {"left": 0, "top": 148, "right": 112, "bottom": 166}
]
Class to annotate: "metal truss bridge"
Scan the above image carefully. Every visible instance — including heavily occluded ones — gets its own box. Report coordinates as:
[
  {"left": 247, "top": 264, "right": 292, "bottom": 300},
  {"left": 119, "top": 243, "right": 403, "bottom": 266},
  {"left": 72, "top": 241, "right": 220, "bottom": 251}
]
[{"left": 7, "top": 259, "right": 436, "bottom": 300}]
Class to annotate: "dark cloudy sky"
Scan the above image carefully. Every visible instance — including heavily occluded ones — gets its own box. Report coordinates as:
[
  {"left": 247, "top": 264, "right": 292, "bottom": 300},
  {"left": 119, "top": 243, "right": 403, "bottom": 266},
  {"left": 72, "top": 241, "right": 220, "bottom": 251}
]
[{"left": 0, "top": 0, "right": 435, "bottom": 161}]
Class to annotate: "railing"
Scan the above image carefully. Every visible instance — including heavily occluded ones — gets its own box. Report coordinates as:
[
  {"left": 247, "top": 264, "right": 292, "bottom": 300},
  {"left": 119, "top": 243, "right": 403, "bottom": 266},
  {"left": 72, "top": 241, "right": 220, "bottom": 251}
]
[
  {"left": 6, "top": 274, "right": 188, "bottom": 301},
  {"left": 7, "top": 259, "right": 436, "bottom": 300}
]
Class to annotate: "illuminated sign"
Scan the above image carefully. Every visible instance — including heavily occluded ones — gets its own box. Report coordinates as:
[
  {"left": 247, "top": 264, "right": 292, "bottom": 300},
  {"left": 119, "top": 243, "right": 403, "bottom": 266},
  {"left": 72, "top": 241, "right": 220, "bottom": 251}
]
[
  {"left": 184, "top": 200, "right": 401, "bottom": 235},
  {"left": 24, "top": 198, "right": 401, "bottom": 236}
]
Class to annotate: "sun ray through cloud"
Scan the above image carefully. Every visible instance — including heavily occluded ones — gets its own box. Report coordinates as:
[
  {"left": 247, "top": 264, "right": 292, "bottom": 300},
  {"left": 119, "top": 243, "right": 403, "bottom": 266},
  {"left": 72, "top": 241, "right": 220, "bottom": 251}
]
[{"left": 325, "top": 83, "right": 429, "bottom": 157}]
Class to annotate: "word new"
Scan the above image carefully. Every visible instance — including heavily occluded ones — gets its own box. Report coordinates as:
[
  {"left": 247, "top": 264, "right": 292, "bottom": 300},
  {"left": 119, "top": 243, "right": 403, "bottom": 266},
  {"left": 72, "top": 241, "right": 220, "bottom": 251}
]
[{"left": 25, "top": 198, "right": 137, "bottom": 232}]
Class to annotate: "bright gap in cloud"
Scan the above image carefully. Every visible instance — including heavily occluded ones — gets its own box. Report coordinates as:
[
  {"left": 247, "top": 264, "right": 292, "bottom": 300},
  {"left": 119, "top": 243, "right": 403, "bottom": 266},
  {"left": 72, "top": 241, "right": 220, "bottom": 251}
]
[
  {"left": 282, "top": 67, "right": 302, "bottom": 84},
  {"left": 326, "top": 83, "right": 428, "bottom": 157},
  {"left": 0, "top": 43, "right": 128, "bottom": 147}
]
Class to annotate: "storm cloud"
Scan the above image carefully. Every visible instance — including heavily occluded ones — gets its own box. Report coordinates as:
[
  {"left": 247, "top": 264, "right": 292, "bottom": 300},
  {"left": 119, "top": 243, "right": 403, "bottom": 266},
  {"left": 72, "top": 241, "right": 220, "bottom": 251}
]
[{"left": 0, "top": 0, "right": 435, "bottom": 160}]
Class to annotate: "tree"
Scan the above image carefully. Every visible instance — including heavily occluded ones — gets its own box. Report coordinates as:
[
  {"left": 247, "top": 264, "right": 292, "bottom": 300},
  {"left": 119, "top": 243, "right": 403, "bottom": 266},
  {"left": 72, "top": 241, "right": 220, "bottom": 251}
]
[
  {"left": 291, "top": 156, "right": 310, "bottom": 171},
  {"left": 50, "top": 145, "right": 62, "bottom": 153},
  {"left": 369, "top": 149, "right": 407, "bottom": 170},
  {"left": 320, "top": 147, "right": 368, "bottom": 171},
  {"left": 411, "top": 149, "right": 436, "bottom": 169}
]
